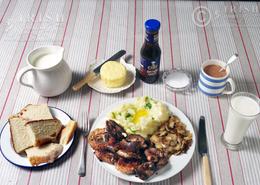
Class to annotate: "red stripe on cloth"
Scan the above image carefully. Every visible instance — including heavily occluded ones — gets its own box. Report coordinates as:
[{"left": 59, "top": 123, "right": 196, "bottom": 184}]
[
  {"left": 180, "top": 171, "right": 184, "bottom": 185},
  {"left": 131, "top": 0, "right": 137, "bottom": 97},
  {"left": 26, "top": 169, "right": 33, "bottom": 185},
  {"left": 2, "top": 0, "right": 47, "bottom": 184},
  {"left": 166, "top": 0, "right": 174, "bottom": 69},
  {"left": 133, "top": 0, "right": 137, "bottom": 66},
  {"left": 195, "top": 18, "right": 223, "bottom": 185},
  {"left": 166, "top": 0, "right": 177, "bottom": 106},
  {"left": 141, "top": 0, "right": 144, "bottom": 97},
  {"left": 89, "top": 97, "right": 103, "bottom": 185},
  {"left": 61, "top": 0, "right": 74, "bottom": 47},
  {"left": 166, "top": 1, "right": 187, "bottom": 184},
  {"left": 160, "top": 0, "right": 167, "bottom": 105},
  {"left": 237, "top": 152, "right": 246, "bottom": 185},
  {"left": 216, "top": 98, "right": 235, "bottom": 185},
  {"left": 46, "top": 0, "right": 75, "bottom": 105},
  {"left": 77, "top": 90, "right": 93, "bottom": 185},
  {"left": 199, "top": 6, "right": 211, "bottom": 58},
  {"left": 26, "top": 0, "right": 65, "bottom": 184},
  {"left": 230, "top": 1, "right": 260, "bottom": 98},
  {"left": 174, "top": 1, "right": 195, "bottom": 183},
  {"left": 228, "top": 2, "right": 260, "bottom": 137},
  {"left": 95, "top": 0, "right": 106, "bottom": 59},
  {"left": 164, "top": 0, "right": 179, "bottom": 146},
  {"left": 0, "top": 0, "right": 22, "bottom": 91},
  {"left": 0, "top": 0, "right": 43, "bottom": 119},
  {"left": 207, "top": 98, "right": 223, "bottom": 184},
  {"left": 77, "top": 1, "right": 100, "bottom": 184},
  {"left": 23, "top": 0, "right": 75, "bottom": 184},
  {"left": 172, "top": 0, "right": 178, "bottom": 107},
  {"left": 84, "top": 1, "right": 108, "bottom": 185},
  {"left": 0, "top": 0, "right": 12, "bottom": 23},
  {"left": 198, "top": 1, "right": 235, "bottom": 185},
  {"left": 42, "top": 0, "right": 82, "bottom": 184}
]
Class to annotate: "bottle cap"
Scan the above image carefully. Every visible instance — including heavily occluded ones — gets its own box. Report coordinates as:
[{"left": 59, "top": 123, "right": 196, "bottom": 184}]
[
  {"left": 145, "top": 19, "right": 160, "bottom": 32},
  {"left": 162, "top": 69, "right": 192, "bottom": 92}
]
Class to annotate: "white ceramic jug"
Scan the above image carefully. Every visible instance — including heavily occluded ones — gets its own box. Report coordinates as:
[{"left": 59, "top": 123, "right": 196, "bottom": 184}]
[{"left": 17, "top": 46, "right": 72, "bottom": 97}]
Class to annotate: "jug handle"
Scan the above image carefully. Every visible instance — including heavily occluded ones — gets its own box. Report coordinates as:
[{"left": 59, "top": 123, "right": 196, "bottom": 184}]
[{"left": 16, "top": 66, "right": 34, "bottom": 88}]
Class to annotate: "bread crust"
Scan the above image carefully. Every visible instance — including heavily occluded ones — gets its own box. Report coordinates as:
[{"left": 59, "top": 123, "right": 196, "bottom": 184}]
[
  {"left": 34, "top": 137, "right": 57, "bottom": 146},
  {"left": 59, "top": 120, "right": 77, "bottom": 145},
  {"left": 28, "top": 156, "right": 50, "bottom": 166},
  {"left": 28, "top": 154, "right": 60, "bottom": 166},
  {"left": 9, "top": 117, "right": 32, "bottom": 153},
  {"left": 26, "top": 144, "right": 63, "bottom": 166},
  {"left": 9, "top": 124, "right": 17, "bottom": 153},
  {"left": 25, "top": 118, "right": 60, "bottom": 125}
]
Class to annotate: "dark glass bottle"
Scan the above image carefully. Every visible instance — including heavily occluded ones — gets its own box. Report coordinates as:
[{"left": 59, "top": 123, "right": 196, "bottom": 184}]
[{"left": 139, "top": 19, "right": 161, "bottom": 83}]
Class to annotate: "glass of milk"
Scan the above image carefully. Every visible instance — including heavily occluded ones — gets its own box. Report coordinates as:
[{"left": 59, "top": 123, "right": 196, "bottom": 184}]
[{"left": 221, "top": 92, "right": 260, "bottom": 150}]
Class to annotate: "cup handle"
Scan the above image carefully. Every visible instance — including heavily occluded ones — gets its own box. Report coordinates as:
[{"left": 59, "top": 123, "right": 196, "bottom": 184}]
[
  {"left": 16, "top": 66, "right": 34, "bottom": 88},
  {"left": 222, "top": 78, "right": 236, "bottom": 95}
]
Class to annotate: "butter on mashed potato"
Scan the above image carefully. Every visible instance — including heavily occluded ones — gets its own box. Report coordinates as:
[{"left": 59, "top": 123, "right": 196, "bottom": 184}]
[{"left": 109, "top": 97, "right": 170, "bottom": 138}]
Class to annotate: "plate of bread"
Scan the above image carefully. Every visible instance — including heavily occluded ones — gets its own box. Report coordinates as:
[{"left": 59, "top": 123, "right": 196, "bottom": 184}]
[{"left": 0, "top": 104, "right": 77, "bottom": 167}]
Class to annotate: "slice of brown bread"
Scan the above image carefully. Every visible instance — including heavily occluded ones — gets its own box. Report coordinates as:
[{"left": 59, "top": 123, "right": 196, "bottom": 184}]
[
  {"left": 25, "top": 143, "right": 63, "bottom": 166},
  {"left": 59, "top": 120, "right": 77, "bottom": 145},
  {"left": 26, "top": 119, "right": 63, "bottom": 146}
]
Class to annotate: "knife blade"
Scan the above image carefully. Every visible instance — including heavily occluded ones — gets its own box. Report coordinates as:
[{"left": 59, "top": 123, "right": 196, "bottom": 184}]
[
  {"left": 72, "top": 50, "right": 126, "bottom": 91},
  {"left": 198, "top": 116, "right": 207, "bottom": 155},
  {"left": 198, "top": 116, "right": 212, "bottom": 185},
  {"left": 92, "top": 50, "right": 126, "bottom": 74}
]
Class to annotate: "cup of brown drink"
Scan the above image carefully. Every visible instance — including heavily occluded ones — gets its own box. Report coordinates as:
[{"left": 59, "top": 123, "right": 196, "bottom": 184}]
[{"left": 198, "top": 59, "right": 235, "bottom": 96}]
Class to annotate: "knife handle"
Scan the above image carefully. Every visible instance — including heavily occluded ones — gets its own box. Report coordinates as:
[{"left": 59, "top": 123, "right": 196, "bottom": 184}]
[
  {"left": 202, "top": 155, "right": 212, "bottom": 185},
  {"left": 72, "top": 71, "right": 96, "bottom": 91}
]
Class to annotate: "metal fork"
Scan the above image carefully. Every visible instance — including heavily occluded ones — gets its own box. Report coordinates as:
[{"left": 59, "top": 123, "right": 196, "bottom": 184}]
[{"left": 78, "top": 112, "right": 90, "bottom": 177}]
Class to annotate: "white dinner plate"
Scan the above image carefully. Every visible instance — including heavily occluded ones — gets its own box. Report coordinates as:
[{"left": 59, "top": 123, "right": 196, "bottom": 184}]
[
  {"left": 88, "top": 58, "right": 136, "bottom": 94},
  {"left": 0, "top": 107, "right": 74, "bottom": 168},
  {"left": 90, "top": 98, "right": 196, "bottom": 183}
]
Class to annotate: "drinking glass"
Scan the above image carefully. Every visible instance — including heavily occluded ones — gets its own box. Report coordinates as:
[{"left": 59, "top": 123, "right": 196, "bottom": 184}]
[{"left": 221, "top": 92, "right": 260, "bottom": 150}]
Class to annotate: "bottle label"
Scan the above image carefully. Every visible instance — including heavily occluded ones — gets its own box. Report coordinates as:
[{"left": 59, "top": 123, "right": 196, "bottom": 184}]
[
  {"left": 139, "top": 56, "right": 160, "bottom": 77},
  {"left": 145, "top": 31, "right": 158, "bottom": 44}
]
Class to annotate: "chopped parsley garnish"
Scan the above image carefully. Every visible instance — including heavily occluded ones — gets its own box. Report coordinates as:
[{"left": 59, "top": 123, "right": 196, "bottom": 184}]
[
  {"left": 125, "top": 113, "right": 132, "bottom": 119},
  {"left": 111, "top": 112, "right": 116, "bottom": 118},
  {"left": 129, "top": 128, "right": 136, "bottom": 133},
  {"left": 144, "top": 102, "right": 152, "bottom": 109}
]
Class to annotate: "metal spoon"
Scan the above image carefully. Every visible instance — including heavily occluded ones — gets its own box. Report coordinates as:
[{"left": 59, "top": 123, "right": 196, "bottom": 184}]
[{"left": 219, "top": 53, "right": 238, "bottom": 72}]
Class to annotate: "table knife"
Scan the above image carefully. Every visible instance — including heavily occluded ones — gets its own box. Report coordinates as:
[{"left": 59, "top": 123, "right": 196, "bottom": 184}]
[
  {"left": 72, "top": 50, "right": 126, "bottom": 91},
  {"left": 198, "top": 116, "right": 212, "bottom": 185}
]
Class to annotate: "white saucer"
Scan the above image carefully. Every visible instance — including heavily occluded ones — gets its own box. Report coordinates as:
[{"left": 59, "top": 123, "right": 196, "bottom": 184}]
[
  {"left": 0, "top": 107, "right": 74, "bottom": 168},
  {"left": 88, "top": 58, "right": 136, "bottom": 94}
]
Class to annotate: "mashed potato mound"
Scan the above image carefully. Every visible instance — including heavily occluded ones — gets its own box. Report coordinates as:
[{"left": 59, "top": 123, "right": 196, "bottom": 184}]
[{"left": 109, "top": 97, "right": 170, "bottom": 138}]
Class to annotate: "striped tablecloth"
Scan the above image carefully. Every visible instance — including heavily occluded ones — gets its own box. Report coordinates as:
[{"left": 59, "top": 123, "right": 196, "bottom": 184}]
[{"left": 0, "top": 0, "right": 259, "bottom": 185}]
